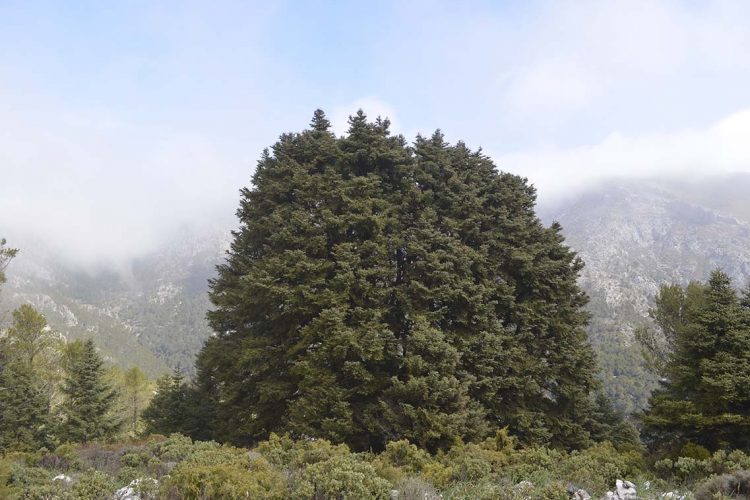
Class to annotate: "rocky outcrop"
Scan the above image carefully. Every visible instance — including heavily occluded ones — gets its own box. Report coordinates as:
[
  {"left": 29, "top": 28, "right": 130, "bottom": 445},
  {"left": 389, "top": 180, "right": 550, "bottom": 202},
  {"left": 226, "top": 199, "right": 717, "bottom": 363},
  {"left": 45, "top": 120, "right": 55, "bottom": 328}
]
[
  {"left": 604, "top": 480, "right": 637, "bottom": 500},
  {"left": 113, "top": 478, "right": 158, "bottom": 500}
]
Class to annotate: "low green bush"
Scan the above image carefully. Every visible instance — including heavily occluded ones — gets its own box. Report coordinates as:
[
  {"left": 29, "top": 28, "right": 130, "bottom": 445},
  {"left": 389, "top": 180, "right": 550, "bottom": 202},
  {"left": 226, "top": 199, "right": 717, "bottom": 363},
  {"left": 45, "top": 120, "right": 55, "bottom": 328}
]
[
  {"left": 292, "top": 454, "right": 391, "bottom": 499},
  {"left": 70, "top": 470, "right": 116, "bottom": 500},
  {"left": 694, "top": 470, "right": 750, "bottom": 500},
  {"left": 163, "top": 457, "right": 286, "bottom": 500},
  {"left": 256, "top": 432, "right": 350, "bottom": 469},
  {"left": 560, "top": 442, "right": 645, "bottom": 494}
]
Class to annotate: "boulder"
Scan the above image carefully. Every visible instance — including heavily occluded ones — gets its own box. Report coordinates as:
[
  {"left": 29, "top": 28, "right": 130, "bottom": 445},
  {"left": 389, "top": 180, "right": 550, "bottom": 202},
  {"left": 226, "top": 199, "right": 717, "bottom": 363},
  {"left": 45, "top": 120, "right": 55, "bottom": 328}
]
[
  {"left": 52, "top": 474, "right": 72, "bottom": 485},
  {"left": 616, "top": 480, "right": 637, "bottom": 500},
  {"left": 567, "top": 486, "right": 591, "bottom": 500},
  {"left": 603, "top": 480, "right": 636, "bottom": 500},
  {"left": 113, "top": 478, "right": 158, "bottom": 500},
  {"left": 661, "top": 492, "right": 686, "bottom": 499}
]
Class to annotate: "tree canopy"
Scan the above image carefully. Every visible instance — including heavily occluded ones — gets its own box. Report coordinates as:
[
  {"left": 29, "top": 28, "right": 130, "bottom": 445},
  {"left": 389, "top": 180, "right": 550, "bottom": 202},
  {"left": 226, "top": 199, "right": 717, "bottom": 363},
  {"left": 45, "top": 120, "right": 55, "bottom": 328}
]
[{"left": 191, "top": 110, "right": 600, "bottom": 451}]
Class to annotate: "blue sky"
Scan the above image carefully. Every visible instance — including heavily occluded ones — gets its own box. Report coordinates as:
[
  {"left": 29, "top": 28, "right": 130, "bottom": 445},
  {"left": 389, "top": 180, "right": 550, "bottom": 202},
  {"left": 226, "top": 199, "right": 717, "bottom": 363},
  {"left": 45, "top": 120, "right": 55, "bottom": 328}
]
[{"left": 2, "top": 0, "right": 750, "bottom": 264}]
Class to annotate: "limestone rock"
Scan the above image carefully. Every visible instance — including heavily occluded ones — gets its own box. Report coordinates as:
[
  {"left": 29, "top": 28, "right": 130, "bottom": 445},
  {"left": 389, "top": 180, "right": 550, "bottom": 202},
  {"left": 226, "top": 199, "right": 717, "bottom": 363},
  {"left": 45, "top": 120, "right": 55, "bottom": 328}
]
[
  {"left": 603, "top": 480, "right": 636, "bottom": 500},
  {"left": 113, "top": 478, "right": 158, "bottom": 500}
]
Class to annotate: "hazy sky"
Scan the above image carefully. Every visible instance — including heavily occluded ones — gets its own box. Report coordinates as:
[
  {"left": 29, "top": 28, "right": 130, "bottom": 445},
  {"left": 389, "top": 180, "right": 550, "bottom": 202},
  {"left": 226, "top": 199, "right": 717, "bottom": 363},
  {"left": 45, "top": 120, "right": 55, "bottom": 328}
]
[{"left": 2, "top": 0, "right": 750, "bottom": 265}]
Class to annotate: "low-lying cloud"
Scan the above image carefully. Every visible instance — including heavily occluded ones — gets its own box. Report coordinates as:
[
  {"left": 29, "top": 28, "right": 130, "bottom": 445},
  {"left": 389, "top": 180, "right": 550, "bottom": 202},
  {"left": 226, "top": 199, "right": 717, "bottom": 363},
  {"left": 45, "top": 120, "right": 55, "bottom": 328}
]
[{"left": 497, "top": 108, "right": 750, "bottom": 208}]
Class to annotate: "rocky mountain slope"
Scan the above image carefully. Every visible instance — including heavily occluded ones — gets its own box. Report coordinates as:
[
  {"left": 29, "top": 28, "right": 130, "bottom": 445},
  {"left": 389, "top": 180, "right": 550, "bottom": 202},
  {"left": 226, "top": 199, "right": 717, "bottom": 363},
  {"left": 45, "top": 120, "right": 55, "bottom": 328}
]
[
  {"left": 0, "top": 226, "right": 231, "bottom": 377},
  {"left": 541, "top": 174, "right": 750, "bottom": 412}
]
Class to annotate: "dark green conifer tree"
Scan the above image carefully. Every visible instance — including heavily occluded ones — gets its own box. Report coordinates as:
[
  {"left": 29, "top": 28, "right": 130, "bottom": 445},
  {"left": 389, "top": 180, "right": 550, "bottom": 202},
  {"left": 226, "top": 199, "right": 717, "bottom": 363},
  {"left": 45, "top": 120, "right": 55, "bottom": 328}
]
[
  {"left": 0, "top": 361, "right": 52, "bottom": 452},
  {"left": 59, "top": 339, "right": 122, "bottom": 443},
  {"left": 641, "top": 270, "right": 750, "bottom": 450},
  {"left": 198, "top": 110, "right": 599, "bottom": 451},
  {"left": 142, "top": 371, "right": 189, "bottom": 436}
]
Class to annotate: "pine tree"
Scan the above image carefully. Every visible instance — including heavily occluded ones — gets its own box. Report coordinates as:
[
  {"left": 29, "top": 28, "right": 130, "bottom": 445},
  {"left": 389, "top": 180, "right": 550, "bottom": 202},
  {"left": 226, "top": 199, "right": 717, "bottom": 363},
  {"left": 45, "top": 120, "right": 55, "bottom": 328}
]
[
  {"left": 0, "top": 361, "right": 52, "bottom": 452},
  {"left": 199, "top": 110, "right": 599, "bottom": 451},
  {"left": 141, "top": 370, "right": 194, "bottom": 436},
  {"left": 641, "top": 270, "right": 750, "bottom": 451},
  {"left": 59, "top": 339, "right": 122, "bottom": 443},
  {"left": 0, "top": 238, "right": 18, "bottom": 288}
]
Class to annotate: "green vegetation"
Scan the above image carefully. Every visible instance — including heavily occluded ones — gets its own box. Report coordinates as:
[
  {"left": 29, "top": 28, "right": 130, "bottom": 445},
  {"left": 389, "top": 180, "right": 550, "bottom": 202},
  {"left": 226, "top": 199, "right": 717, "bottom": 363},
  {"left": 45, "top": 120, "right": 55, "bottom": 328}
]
[
  {"left": 0, "top": 432, "right": 727, "bottom": 499},
  {"left": 638, "top": 270, "right": 750, "bottom": 451},
  {"left": 59, "top": 339, "right": 123, "bottom": 443},
  {"left": 192, "top": 110, "right": 602, "bottom": 451}
]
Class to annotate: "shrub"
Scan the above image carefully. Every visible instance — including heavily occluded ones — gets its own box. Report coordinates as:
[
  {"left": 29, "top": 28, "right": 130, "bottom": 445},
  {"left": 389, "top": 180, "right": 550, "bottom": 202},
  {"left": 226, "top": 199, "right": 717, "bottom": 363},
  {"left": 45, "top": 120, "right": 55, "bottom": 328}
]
[
  {"left": 76, "top": 444, "right": 121, "bottom": 474},
  {"left": 115, "top": 465, "right": 141, "bottom": 484},
  {"left": 163, "top": 456, "right": 285, "bottom": 500},
  {"left": 680, "top": 442, "right": 712, "bottom": 461},
  {"left": 0, "top": 457, "right": 18, "bottom": 499},
  {"left": 694, "top": 470, "right": 750, "bottom": 500},
  {"left": 440, "top": 429, "right": 517, "bottom": 484},
  {"left": 18, "top": 482, "right": 62, "bottom": 500},
  {"left": 8, "top": 464, "right": 50, "bottom": 492},
  {"left": 38, "top": 444, "right": 80, "bottom": 471},
  {"left": 150, "top": 433, "right": 203, "bottom": 462},
  {"left": 505, "top": 447, "right": 564, "bottom": 486},
  {"left": 70, "top": 469, "right": 116, "bottom": 500},
  {"left": 120, "top": 448, "right": 153, "bottom": 468},
  {"left": 180, "top": 445, "right": 251, "bottom": 468},
  {"left": 292, "top": 454, "right": 390, "bottom": 499},
  {"left": 535, "top": 481, "right": 570, "bottom": 500},
  {"left": 372, "top": 440, "right": 434, "bottom": 483},
  {"left": 673, "top": 457, "right": 713, "bottom": 485},
  {"left": 560, "top": 442, "right": 644, "bottom": 494},
  {"left": 710, "top": 450, "right": 750, "bottom": 475},
  {"left": 442, "top": 479, "right": 505, "bottom": 500},
  {"left": 256, "top": 433, "right": 351, "bottom": 471},
  {"left": 395, "top": 476, "right": 440, "bottom": 500}
]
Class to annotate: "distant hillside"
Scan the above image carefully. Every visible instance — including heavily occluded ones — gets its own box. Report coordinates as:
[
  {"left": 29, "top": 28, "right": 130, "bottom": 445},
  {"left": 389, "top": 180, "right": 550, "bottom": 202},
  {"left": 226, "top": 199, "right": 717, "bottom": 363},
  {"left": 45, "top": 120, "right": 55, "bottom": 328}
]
[
  {"left": 541, "top": 174, "right": 750, "bottom": 413},
  {"left": 0, "top": 226, "right": 231, "bottom": 377}
]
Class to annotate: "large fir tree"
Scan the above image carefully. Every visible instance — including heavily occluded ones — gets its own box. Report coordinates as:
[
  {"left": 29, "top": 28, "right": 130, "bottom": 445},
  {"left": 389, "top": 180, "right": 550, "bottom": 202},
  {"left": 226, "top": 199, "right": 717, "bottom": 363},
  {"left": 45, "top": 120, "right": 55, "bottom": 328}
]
[
  {"left": 59, "top": 339, "right": 122, "bottom": 443},
  {"left": 198, "top": 110, "right": 599, "bottom": 451}
]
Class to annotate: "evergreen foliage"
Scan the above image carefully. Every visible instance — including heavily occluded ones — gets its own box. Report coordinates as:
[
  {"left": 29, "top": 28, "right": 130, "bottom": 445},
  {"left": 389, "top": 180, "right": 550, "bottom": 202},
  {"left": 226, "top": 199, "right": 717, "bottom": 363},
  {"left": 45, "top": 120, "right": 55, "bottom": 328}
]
[
  {"left": 59, "top": 339, "right": 122, "bottom": 443},
  {"left": 640, "top": 270, "right": 750, "bottom": 451},
  {"left": 0, "top": 360, "right": 53, "bottom": 452},
  {"left": 141, "top": 370, "right": 195, "bottom": 437},
  {"left": 0, "top": 238, "right": 18, "bottom": 288},
  {"left": 0, "top": 305, "right": 57, "bottom": 453},
  {"left": 195, "top": 110, "right": 599, "bottom": 451}
]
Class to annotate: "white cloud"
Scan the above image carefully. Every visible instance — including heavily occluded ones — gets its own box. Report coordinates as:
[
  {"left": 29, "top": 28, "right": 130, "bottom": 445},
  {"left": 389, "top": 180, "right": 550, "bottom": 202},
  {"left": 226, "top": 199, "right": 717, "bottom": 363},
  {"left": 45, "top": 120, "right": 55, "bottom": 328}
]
[
  {"left": 497, "top": 108, "right": 750, "bottom": 206},
  {"left": 503, "top": 59, "right": 597, "bottom": 117}
]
